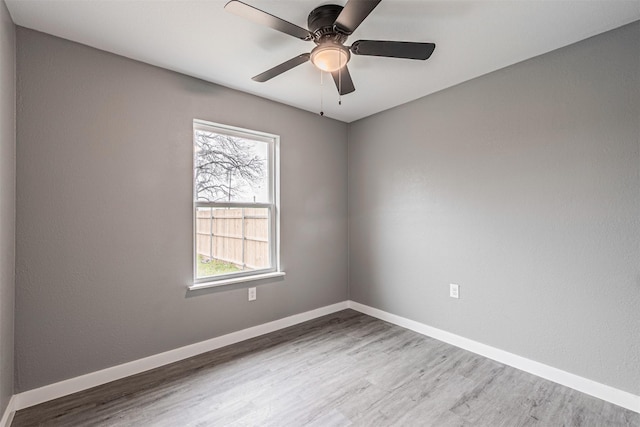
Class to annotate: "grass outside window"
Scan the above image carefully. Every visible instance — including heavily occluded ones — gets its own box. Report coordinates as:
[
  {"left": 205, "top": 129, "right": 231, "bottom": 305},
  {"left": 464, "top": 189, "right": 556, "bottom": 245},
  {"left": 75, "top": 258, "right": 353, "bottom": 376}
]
[{"left": 196, "top": 255, "right": 240, "bottom": 277}]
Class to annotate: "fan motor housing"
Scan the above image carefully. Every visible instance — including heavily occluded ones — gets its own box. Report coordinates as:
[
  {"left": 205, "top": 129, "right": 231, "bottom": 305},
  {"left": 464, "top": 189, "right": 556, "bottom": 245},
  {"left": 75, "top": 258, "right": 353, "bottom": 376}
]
[{"left": 308, "top": 4, "right": 348, "bottom": 44}]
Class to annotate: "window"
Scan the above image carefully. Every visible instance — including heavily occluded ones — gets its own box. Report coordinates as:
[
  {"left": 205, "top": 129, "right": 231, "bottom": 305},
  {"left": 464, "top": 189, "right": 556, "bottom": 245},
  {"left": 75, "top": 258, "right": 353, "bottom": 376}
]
[{"left": 192, "top": 120, "right": 282, "bottom": 288}]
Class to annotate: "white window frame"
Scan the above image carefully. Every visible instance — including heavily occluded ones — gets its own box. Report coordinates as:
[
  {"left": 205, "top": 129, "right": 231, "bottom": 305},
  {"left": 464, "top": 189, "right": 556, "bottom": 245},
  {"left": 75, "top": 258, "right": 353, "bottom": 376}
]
[{"left": 190, "top": 119, "right": 283, "bottom": 290}]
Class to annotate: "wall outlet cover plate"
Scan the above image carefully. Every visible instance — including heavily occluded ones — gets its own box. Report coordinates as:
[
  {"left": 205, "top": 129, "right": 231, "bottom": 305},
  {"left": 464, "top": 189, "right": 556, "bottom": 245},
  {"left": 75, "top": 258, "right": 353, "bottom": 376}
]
[{"left": 450, "top": 284, "right": 459, "bottom": 299}]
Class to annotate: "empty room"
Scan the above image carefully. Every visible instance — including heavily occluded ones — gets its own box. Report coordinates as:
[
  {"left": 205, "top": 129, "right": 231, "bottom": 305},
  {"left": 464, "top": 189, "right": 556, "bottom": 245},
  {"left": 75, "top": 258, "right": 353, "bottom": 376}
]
[{"left": 0, "top": 0, "right": 639, "bottom": 425}]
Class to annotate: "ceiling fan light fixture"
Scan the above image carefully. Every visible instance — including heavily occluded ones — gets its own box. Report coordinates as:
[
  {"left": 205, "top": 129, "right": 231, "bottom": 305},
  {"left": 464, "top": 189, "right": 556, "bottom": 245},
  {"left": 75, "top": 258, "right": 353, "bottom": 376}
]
[
  {"left": 226, "top": 0, "right": 434, "bottom": 97},
  {"left": 310, "top": 43, "right": 350, "bottom": 72}
]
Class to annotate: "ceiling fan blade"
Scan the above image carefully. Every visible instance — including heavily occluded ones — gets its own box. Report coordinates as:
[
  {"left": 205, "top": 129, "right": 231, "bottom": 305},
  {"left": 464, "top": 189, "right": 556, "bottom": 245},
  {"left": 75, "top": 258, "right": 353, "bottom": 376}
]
[
  {"left": 351, "top": 40, "right": 436, "bottom": 60},
  {"left": 225, "top": 1, "right": 312, "bottom": 40},
  {"left": 331, "top": 66, "right": 356, "bottom": 95},
  {"left": 334, "top": 0, "right": 382, "bottom": 35},
  {"left": 252, "top": 54, "right": 311, "bottom": 82}
]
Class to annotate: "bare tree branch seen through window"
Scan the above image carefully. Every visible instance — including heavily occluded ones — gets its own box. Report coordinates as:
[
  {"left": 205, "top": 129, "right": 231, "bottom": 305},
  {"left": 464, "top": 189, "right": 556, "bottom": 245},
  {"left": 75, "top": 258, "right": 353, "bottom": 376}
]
[{"left": 194, "top": 131, "right": 267, "bottom": 202}]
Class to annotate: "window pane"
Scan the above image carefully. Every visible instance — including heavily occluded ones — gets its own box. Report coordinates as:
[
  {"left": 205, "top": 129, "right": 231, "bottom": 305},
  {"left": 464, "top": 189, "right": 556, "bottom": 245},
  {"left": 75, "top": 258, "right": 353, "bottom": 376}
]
[
  {"left": 194, "top": 130, "right": 269, "bottom": 203},
  {"left": 195, "top": 207, "right": 271, "bottom": 279}
]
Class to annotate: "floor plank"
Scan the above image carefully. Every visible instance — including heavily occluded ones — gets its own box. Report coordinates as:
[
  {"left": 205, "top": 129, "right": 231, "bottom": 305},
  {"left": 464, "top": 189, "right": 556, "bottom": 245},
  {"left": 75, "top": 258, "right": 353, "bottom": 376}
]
[{"left": 12, "top": 310, "right": 639, "bottom": 426}]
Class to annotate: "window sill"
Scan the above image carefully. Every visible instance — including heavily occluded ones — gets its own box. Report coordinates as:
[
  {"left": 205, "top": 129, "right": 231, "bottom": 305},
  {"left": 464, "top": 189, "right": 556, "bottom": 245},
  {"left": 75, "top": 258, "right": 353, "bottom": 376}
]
[{"left": 188, "top": 271, "right": 286, "bottom": 291}]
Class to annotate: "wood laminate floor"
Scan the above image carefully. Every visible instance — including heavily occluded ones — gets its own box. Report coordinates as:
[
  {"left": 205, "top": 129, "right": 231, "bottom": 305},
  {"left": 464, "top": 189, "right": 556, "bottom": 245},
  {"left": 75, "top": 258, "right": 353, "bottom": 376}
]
[{"left": 12, "top": 310, "right": 639, "bottom": 426}]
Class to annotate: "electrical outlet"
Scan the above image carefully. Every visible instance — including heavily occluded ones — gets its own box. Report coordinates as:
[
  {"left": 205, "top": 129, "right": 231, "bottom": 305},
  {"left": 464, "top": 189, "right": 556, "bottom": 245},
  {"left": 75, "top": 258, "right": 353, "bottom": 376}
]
[
  {"left": 450, "top": 284, "right": 459, "bottom": 299},
  {"left": 248, "top": 287, "right": 256, "bottom": 301}
]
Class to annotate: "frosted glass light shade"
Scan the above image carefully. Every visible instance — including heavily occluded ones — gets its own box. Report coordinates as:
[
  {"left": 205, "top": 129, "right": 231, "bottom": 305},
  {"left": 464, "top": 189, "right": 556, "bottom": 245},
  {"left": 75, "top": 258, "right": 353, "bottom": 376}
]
[{"left": 311, "top": 44, "right": 350, "bottom": 72}]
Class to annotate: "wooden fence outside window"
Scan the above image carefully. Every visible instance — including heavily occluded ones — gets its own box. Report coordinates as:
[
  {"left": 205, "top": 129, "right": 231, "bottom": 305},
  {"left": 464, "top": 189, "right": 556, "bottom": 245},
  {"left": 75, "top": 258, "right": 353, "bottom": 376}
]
[{"left": 195, "top": 207, "right": 269, "bottom": 270}]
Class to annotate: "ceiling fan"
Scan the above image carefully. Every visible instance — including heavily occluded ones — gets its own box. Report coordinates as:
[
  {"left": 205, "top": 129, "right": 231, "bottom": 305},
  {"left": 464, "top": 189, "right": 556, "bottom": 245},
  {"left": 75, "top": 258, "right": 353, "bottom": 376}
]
[{"left": 225, "top": 0, "right": 436, "bottom": 96}]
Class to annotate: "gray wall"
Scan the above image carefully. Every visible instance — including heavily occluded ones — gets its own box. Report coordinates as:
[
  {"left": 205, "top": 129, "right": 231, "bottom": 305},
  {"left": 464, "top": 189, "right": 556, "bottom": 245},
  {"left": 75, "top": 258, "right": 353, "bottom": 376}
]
[
  {"left": 15, "top": 28, "right": 348, "bottom": 392},
  {"left": 348, "top": 22, "right": 640, "bottom": 394},
  {"left": 0, "top": 0, "right": 15, "bottom": 415}
]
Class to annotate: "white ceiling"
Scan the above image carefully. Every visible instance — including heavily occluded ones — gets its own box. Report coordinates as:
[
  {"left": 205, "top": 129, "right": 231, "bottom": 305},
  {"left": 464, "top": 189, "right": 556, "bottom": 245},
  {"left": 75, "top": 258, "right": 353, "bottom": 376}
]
[{"left": 6, "top": 0, "right": 640, "bottom": 122}]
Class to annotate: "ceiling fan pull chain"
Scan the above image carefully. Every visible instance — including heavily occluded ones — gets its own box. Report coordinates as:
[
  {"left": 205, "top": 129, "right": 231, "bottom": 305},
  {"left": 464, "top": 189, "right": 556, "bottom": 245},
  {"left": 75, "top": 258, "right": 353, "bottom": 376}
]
[
  {"left": 338, "top": 52, "right": 343, "bottom": 106},
  {"left": 320, "top": 70, "right": 324, "bottom": 116}
]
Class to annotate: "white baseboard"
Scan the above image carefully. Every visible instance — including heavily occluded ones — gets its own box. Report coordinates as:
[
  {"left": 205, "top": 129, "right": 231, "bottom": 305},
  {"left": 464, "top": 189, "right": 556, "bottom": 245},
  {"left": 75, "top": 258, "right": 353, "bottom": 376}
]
[
  {"left": 10, "top": 300, "right": 639, "bottom": 415},
  {"left": 347, "top": 300, "right": 640, "bottom": 414},
  {"left": 0, "top": 396, "right": 16, "bottom": 427},
  {"left": 13, "top": 301, "right": 349, "bottom": 411}
]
